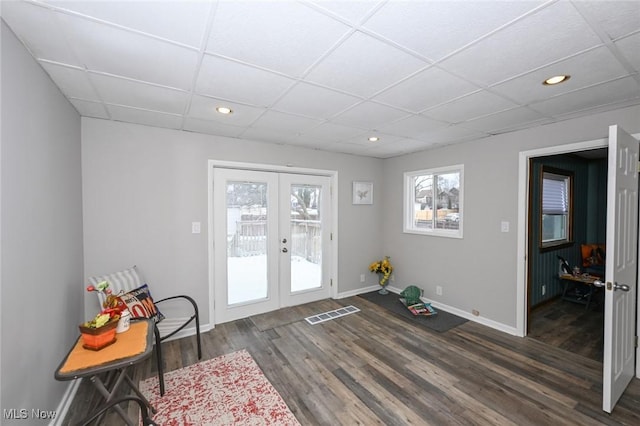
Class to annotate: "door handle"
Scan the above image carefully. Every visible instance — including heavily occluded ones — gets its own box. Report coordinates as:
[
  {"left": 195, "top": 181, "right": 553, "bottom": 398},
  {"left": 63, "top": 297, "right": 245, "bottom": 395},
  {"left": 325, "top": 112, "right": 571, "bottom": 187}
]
[
  {"left": 593, "top": 280, "right": 630, "bottom": 292},
  {"left": 614, "top": 282, "right": 630, "bottom": 292},
  {"left": 282, "top": 238, "right": 287, "bottom": 243},
  {"left": 282, "top": 248, "right": 288, "bottom": 253}
]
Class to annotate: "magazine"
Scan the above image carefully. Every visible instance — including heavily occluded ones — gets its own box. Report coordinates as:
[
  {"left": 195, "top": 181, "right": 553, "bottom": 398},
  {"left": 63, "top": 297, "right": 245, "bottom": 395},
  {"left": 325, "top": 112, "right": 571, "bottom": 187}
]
[{"left": 400, "top": 298, "right": 438, "bottom": 316}]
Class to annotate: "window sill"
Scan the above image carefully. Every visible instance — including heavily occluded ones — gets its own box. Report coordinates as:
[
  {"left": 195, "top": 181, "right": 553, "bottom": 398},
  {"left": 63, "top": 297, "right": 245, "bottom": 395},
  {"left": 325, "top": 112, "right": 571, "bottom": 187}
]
[{"left": 539, "top": 241, "right": 574, "bottom": 252}]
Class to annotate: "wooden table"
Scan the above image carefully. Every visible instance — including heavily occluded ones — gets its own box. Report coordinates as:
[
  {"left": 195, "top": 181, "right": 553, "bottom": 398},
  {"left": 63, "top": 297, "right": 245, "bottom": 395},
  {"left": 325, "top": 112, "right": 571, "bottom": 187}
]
[
  {"left": 559, "top": 273, "right": 601, "bottom": 310},
  {"left": 55, "top": 319, "right": 155, "bottom": 425}
]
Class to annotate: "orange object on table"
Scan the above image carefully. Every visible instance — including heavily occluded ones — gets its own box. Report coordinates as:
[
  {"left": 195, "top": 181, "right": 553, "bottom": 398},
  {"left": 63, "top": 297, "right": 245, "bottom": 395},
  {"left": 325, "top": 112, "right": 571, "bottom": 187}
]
[{"left": 59, "top": 320, "right": 148, "bottom": 374}]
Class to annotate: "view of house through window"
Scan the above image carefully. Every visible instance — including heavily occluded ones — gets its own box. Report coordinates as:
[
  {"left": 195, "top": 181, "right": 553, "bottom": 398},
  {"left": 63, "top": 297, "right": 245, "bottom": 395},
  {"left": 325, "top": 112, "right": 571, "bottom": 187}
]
[
  {"left": 541, "top": 168, "right": 573, "bottom": 247},
  {"left": 404, "top": 165, "right": 463, "bottom": 238}
]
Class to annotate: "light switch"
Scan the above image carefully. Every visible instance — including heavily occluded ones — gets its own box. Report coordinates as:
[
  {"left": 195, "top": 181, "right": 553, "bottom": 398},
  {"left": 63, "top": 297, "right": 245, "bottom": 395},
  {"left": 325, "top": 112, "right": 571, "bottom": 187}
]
[
  {"left": 192, "top": 222, "right": 201, "bottom": 234},
  {"left": 501, "top": 221, "right": 509, "bottom": 232}
]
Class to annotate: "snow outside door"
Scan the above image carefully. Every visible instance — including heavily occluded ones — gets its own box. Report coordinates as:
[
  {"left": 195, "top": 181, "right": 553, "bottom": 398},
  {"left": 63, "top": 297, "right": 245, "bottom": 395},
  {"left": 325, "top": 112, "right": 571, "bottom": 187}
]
[
  {"left": 213, "top": 168, "right": 332, "bottom": 324},
  {"left": 601, "top": 125, "right": 638, "bottom": 413}
]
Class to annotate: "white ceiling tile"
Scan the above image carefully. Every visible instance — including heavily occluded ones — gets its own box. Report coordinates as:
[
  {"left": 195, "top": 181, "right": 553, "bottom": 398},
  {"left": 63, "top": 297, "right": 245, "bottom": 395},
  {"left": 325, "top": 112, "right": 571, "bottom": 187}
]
[
  {"left": 2, "top": 2, "right": 80, "bottom": 65},
  {"left": 299, "top": 122, "right": 367, "bottom": 142},
  {"left": 106, "top": 105, "right": 183, "bottom": 130},
  {"left": 91, "top": 74, "right": 189, "bottom": 114},
  {"left": 206, "top": 1, "right": 351, "bottom": 76},
  {"left": 331, "top": 101, "right": 409, "bottom": 129},
  {"left": 458, "top": 107, "right": 548, "bottom": 133},
  {"left": 341, "top": 132, "right": 404, "bottom": 147},
  {"left": 529, "top": 76, "right": 640, "bottom": 117},
  {"left": 250, "top": 111, "right": 323, "bottom": 134},
  {"left": 309, "top": 0, "right": 383, "bottom": 24},
  {"left": 440, "top": 2, "right": 603, "bottom": 86},
  {"left": 491, "top": 46, "right": 631, "bottom": 104},
  {"left": 272, "top": 83, "right": 361, "bottom": 119},
  {"left": 40, "top": 62, "right": 99, "bottom": 101},
  {"left": 377, "top": 115, "right": 449, "bottom": 139},
  {"left": 324, "top": 141, "right": 371, "bottom": 156},
  {"left": 69, "top": 99, "right": 109, "bottom": 119},
  {"left": 306, "top": 31, "right": 428, "bottom": 97},
  {"left": 56, "top": 13, "right": 199, "bottom": 90},
  {"left": 364, "top": 1, "right": 543, "bottom": 60},
  {"left": 417, "top": 125, "right": 489, "bottom": 144},
  {"left": 424, "top": 91, "right": 518, "bottom": 123},
  {"left": 616, "top": 33, "right": 640, "bottom": 72},
  {"left": 44, "top": 0, "right": 212, "bottom": 48},
  {"left": 188, "top": 95, "right": 266, "bottom": 126},
  {"left": 241, "top": 127, "right": 301, "bottom": 145},
  {"left": 577, "top": 1, "right": 640, "bottom": 40},
  {"left": 183, "top": 118, "right": 246, "bottom": 138},
  {"left": 364, "top": 138, "right": 436, "bottom": 158},
  {"left": 374, "top": 66, "right": 479, "bottom": 112},
  {"left": 195, "top": 55, "right": 295, "bottom": 107}
]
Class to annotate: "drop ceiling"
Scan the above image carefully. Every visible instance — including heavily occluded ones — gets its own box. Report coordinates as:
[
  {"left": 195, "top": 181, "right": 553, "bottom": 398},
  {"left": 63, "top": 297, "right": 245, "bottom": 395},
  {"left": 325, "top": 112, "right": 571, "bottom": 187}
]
[{"left": 2, "top": 0, "right": 639, "bottom": 158}]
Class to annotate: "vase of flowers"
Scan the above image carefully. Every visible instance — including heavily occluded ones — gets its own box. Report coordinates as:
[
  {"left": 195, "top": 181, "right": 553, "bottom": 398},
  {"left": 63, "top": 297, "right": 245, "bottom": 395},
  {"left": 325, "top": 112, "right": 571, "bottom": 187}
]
[{"left": 369, "top": 256, "right": 393, "bottom": 295}]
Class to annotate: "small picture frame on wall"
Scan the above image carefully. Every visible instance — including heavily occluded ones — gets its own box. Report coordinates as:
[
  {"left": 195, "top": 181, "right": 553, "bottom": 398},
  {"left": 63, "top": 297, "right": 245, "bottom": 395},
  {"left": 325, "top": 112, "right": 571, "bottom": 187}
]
[{"left": 353, "top": 181, "right": 373, "bottom": 205}]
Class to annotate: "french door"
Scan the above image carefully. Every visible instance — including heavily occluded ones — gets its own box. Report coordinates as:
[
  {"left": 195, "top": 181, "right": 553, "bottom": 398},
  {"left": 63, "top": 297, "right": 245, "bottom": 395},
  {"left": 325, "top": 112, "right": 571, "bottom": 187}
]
[{"left": 213, "top": 168, "right": 332, "bottom": 323}]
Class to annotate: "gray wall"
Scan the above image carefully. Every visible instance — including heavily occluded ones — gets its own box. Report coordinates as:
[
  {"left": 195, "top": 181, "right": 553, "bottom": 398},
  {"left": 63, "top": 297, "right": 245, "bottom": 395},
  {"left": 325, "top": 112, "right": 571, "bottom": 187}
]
[
  {"left": 81, "top": 118, "right": 384, "bottom": 323},
  {"left": 1, "top": 21, "right": 83, "bottom": 423},
  {"left": 382, "top": 105, "right": 640, "bottom": 328}
]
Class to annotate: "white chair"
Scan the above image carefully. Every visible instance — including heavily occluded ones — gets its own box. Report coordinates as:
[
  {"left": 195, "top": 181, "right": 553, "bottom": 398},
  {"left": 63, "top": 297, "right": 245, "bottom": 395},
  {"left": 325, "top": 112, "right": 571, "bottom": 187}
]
[{"left": 88, "top": 265, "right": 201, "bottom": 396}]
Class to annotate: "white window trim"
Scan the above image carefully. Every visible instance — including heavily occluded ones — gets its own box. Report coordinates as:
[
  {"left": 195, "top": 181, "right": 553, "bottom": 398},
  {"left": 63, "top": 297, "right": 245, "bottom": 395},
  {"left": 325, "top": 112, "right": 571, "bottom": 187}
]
[{"left": 403, "top": 164, "right": 464, "bottom": 238}]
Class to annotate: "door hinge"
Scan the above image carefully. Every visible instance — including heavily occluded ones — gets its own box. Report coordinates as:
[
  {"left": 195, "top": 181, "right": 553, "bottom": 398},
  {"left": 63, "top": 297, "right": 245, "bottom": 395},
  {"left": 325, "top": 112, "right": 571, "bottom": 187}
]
[
  {"left": 330, "top": 279, "right": 333, "bottom": 287},
  {"left": 636, "top": 336, "right": 639, "bottom": 348},
  {"left": 330, "top": 233, "right": 333, "bottom": 241}
]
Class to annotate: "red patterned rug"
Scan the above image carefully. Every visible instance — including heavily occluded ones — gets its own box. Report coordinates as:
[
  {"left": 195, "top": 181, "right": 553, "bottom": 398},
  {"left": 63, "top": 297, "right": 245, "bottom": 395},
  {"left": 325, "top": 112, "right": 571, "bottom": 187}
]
[{"left": 140, "top": 349, "right": 300, "bottom": 425}]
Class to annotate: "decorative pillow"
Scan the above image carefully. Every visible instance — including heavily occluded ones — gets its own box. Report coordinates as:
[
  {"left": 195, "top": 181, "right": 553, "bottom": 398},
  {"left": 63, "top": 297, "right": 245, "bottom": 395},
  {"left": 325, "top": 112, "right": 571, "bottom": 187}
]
[
  {"left": 120, "top": 284, "right": 165, "bottom": 323},
  {"left": 400, "top": 285, "right": 422, "bottom": 305},
  {"left": 581, "top": 244, "right": 605, "bottom": 268},
  {"left": 88, "top": 266, "right": 143, "bottom": 294}
]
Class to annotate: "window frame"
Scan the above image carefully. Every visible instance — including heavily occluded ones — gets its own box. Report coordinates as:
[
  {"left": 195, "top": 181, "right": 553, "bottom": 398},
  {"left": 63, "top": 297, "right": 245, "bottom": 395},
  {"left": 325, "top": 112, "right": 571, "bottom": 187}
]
[
  {"left": 403, "top": 164, "right": 464, "bottom": 238},
  {"left": 539, "top": 166, "right": 574, "bottom": 250}
]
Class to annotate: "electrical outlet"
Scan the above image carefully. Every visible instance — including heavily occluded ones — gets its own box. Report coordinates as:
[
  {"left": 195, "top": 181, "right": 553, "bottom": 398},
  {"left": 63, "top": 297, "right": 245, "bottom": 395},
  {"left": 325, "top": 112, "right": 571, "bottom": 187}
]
[
  {"left": 360, "top": 274, "right": 365, "bottom": 283},
  {"left": 436, "top": 286, "right": 443, "bottom": 296},
  {"left": 542, "top": 284, "right": 546, "bottom": 296}
]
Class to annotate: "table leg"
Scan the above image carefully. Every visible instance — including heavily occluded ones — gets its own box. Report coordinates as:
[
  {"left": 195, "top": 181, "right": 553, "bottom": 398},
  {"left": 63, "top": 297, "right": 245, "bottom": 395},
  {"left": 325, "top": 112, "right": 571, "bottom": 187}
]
[
  {"left": 124, "top": 373, "right": 156, "bottom": 414},
  {"left": 90, "top": 372, "right": 136, "bottom": 426}
]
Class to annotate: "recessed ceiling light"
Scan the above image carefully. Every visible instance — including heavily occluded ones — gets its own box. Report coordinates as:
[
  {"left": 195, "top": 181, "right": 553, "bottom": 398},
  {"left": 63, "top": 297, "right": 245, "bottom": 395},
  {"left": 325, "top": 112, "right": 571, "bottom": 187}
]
[
  {"left": 368, "top": 136, "right": 379, "bottom": 142},
  {"left": 216, "top": 106, "right": 233, "bottom": 115},
  {"left": 543, "top": 75, "right": 570, "bottom": 86}
]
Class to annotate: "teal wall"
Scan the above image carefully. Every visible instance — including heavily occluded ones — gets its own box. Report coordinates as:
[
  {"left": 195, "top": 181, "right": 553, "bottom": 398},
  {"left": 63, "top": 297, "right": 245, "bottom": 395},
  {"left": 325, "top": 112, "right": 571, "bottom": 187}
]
[{"left": 529, "top": 154, "right": 607, "bottom": 307}]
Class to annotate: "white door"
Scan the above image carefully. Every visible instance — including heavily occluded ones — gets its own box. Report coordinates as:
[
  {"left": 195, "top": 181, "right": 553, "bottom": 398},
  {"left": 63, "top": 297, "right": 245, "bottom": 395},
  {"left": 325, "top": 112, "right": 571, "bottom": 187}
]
[
  {"left": 213, "top": 168, "right": 332, "bottom": 323},
  {"left": 601, "top": 125, "right": 639, "bottom": 413}
]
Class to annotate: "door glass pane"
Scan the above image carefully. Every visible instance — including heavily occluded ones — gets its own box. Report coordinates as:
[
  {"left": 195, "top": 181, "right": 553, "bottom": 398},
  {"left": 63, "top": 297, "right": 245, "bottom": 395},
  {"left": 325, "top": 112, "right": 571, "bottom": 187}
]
[
  {"left": 290, "top": 184, "right": 322, "bottom": 292},
  {"left": 226, "top": 181, "right": 268, "bottom": 305}
]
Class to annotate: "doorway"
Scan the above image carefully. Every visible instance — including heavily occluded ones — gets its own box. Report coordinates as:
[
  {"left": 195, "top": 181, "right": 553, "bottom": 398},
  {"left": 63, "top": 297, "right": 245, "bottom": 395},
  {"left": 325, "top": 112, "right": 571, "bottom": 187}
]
[
  {"left": 212, "top": 167, "right": 333, "bottom": 324},
  {"left": 526, "top": 148, "right": 608, "bottom": 362}
]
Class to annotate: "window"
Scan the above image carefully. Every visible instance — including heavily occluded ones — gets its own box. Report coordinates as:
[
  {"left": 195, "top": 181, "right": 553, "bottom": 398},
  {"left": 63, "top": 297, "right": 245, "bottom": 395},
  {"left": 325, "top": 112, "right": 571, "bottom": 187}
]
[
  {"left": 404, "top": 165, "right": 463, "bottom": 238},
  {"left": 541, "top": 167, "right": 573, "bottom": 248}
]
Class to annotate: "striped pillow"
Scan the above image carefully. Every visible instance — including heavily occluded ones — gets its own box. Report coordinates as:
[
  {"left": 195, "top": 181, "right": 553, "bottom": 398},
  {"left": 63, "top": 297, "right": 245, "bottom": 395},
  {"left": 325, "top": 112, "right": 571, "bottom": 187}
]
[{"left": 88, "top": 266, "right": 164, "bottom": 323}]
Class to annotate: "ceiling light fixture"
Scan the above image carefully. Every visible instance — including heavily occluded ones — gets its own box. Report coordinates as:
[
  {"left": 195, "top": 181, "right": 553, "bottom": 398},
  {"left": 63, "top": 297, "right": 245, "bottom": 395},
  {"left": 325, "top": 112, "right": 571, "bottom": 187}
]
[
  {"left": 543, "top": 75, "right": 570, "bottom": 86},
  {"left": 216, "top": 106, "right": 233, "bottom": 115},
  {"left": 368, "top": 136, "right": 379, "bottom": 142}
]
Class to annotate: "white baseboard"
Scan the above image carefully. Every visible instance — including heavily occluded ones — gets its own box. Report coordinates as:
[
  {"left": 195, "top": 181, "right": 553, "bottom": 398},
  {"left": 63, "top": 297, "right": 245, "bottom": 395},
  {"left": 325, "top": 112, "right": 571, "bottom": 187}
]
[
  {"left": 156, "top": 317, "right": 213, "bottom": 342},
  {"left": 336, "top": 285, "right": 519, "bottom": 337},
  {"left": 50, "top": 379, "right": 81, "bottom": 426}
]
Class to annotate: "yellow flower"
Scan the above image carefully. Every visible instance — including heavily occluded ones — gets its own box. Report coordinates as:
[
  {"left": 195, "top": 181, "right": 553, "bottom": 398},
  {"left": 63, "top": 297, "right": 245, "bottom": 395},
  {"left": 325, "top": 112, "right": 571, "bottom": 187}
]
[{"left": 369, "top": 256, "right": 393, "bottom": 286}]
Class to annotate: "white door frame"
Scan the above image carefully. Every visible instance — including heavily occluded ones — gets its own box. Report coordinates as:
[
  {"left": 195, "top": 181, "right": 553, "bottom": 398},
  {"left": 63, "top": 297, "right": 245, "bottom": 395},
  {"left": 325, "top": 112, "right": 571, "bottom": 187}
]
[
  {"left": 207, "top": 160, "right": 338, "bottom": 328},
  {"left": 516, "top": 133, "right": 640, "bottom": 379}
]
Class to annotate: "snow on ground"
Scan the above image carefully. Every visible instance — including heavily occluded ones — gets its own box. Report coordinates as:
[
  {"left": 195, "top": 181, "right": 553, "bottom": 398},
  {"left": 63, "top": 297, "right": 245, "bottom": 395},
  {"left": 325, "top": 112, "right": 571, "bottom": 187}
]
[{"left": 227, "top": 255, "right": 321, "bottom": 305}]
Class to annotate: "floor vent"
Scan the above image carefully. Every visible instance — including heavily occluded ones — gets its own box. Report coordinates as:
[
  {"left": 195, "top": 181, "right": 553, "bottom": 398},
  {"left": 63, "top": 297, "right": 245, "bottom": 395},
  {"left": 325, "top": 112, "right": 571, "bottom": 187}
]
[{"left": 305, "top": 305, "right": 360, "bottom": 325}]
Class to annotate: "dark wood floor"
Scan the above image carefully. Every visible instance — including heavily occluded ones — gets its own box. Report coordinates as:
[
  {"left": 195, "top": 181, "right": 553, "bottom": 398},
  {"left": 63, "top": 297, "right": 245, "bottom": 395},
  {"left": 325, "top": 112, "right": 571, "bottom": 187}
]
[
  {"left": 529, "top": 294, "right": 604, "bottom": 362},
  {"left": 64, "top": 296, "right": 639, "bottom": 425}
]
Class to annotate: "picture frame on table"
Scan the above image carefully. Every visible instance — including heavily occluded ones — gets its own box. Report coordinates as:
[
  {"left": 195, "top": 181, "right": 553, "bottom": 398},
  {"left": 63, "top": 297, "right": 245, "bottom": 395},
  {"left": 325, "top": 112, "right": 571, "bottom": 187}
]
[{"left": 353, "top": 181, "right": 373, "bottom": 205}]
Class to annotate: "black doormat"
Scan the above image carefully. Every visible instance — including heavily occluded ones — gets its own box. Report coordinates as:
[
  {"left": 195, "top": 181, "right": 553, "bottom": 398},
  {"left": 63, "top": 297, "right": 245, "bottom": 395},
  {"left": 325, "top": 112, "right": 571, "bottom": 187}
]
[{"left": 357, "top": 291, "right": 468, "bottom": 333}]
